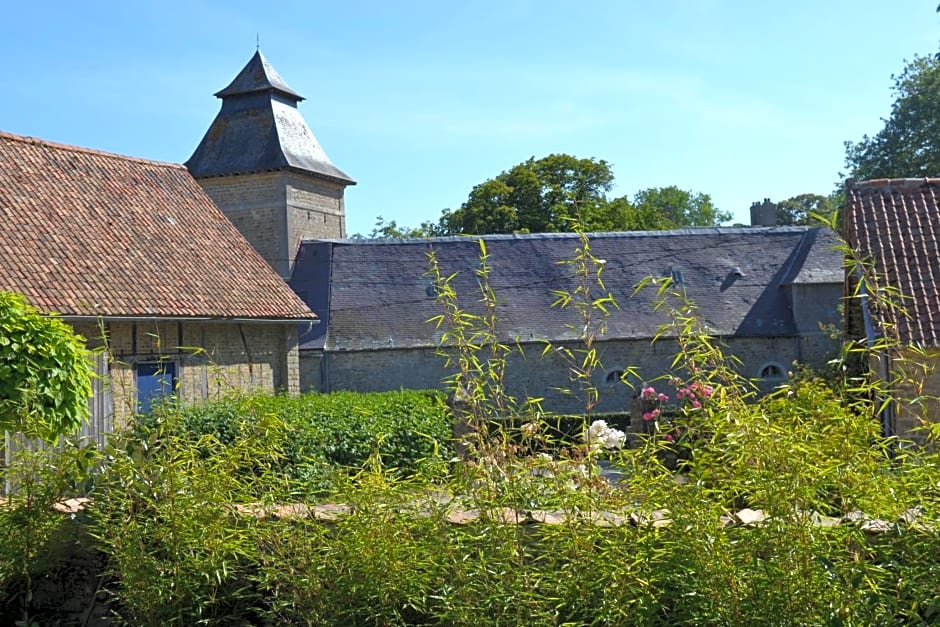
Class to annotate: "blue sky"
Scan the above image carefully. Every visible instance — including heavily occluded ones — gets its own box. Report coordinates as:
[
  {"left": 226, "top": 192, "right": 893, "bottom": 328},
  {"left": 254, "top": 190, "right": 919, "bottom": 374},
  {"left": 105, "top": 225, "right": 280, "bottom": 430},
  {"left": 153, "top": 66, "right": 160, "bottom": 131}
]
[{"left": 3, "top": 1, "right": 939, "bottom": 235}]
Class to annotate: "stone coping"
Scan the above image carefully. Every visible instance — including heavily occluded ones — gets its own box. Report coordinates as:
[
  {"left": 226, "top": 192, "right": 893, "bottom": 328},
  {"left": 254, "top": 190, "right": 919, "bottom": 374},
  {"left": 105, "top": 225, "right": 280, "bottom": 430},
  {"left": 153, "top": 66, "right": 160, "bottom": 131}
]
[{"left": 2, "top": 496, "right": 930, "bottom": 534}]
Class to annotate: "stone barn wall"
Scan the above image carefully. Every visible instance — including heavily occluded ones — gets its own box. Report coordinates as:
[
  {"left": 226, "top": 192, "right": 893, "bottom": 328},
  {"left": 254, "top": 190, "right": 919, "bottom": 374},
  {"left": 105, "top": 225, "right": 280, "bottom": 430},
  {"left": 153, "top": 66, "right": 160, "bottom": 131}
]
[
  {"left": 304, "top": 334, "right": 840, "bottom": 415},
  {"left": 70, "top": 320, "right": 299, "bottom": 429}
]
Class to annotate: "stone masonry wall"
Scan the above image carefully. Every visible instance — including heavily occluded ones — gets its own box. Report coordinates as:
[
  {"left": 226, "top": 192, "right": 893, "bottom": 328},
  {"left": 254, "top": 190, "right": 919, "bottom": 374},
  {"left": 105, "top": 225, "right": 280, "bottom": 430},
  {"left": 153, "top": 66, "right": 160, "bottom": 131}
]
[
  {"left": 197, "top": 171, "right": 346, "bottom": 278},
  {"left": 198, "top": 173, "right": 288, "bottom": 276},
  {"left": 299, "top": 350, "right": 323, "bottom": 392},
  {"left": 285, "top": 172, "right": 346, "bottom": 256},
  {"left": 308, "top": 334, "right": 840, "bottom": 415},
  {"left": 892, "top": 349, "right": 940, "bottom": 444}
]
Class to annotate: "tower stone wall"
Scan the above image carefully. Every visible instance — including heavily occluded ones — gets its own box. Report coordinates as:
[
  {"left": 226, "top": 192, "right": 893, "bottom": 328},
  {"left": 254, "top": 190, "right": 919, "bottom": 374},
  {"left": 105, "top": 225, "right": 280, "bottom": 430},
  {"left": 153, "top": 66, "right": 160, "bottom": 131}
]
[{"left": 198, "top": 171, "right": 347, "bottom": 278}]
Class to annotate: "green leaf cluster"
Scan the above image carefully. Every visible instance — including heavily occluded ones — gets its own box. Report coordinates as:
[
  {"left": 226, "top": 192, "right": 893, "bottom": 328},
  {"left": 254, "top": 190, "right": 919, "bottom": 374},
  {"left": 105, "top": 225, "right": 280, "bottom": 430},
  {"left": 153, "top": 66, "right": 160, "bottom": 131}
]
[
  {"left": 0, "top": 441, "right": 99, "bottom": 623},
  {"left": 438, "top": 154, "right": 623, "bottom": 235},
  {"left": 0, "top": 292, "right": 92, "bottom": 442},
  {"left": 631, "top": 185, "right": 731, "bottom": 231},
  {"left": 46, "top": 372, "right": 940, "bottom": 625}
]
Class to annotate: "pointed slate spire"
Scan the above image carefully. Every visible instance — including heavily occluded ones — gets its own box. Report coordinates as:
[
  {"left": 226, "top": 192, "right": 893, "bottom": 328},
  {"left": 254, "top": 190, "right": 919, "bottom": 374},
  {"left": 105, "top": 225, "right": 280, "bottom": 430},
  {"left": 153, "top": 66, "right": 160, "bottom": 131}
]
[
  {"left": 214, "top": 50, "right": 304, "bottom": 101},
  {"left": 186, "top": 51, "right": 354, "bottom": 185}
]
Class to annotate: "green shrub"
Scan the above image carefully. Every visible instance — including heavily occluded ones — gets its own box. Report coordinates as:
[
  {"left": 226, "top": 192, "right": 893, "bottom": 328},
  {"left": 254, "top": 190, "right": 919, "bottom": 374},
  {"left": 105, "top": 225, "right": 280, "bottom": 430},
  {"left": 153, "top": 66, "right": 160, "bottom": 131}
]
[
  {"left": 90, "top": 412, "right": 270, "bottom": 624},
  {"left": 0, "top": 291, "right": 93, "bottom": 441},
  {"left": 140, "top": 389, "right": 453, "bottom": 496},
  {"left": 86, "top": 349, "right": 940, "bottom": 624},
  {"left": 0, "top": 441, "right": 100, "bottom": 623}
]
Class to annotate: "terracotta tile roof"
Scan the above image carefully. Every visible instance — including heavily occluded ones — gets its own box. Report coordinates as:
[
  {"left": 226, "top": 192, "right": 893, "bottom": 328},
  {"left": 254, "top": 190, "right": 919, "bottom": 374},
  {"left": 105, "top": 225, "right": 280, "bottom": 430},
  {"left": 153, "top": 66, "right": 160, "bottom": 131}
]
[
  {"left": 845, "top": 178, "right": 940, "bottom": 346},
  {"left": 0, "top": 131, "right": 315, "bottom": 320}
]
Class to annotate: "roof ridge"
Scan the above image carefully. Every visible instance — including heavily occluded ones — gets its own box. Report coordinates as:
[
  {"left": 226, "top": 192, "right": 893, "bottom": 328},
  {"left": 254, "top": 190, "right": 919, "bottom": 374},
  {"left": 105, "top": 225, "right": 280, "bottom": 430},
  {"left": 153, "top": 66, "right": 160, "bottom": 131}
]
[
  {"left": 848, "top": 177, "right": 940, "bottom": 190},
  {"left": 312, "top": 226, "right": 825, "bottom": 246},
  {"left": 0, "top": 131, "right": 186, "bottom": 171}
]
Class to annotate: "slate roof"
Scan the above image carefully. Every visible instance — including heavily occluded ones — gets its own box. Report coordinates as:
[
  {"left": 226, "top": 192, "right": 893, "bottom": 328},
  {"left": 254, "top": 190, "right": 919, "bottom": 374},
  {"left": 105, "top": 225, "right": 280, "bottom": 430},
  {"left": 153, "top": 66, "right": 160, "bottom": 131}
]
[
  {"left": 291, "top": 227, "right": 842, "bottom": 351},
  {"left": 186, "top": 51, "right": 355, "bottom": 185},
  {"left": 845, "top": 178, "right": 940, "bottom": 346},
  {"left": 0, "top": 131, "right": 316, "bottom": 320},
  {"left": 215, "top": 49, "right": 303, "bottom": 100}
]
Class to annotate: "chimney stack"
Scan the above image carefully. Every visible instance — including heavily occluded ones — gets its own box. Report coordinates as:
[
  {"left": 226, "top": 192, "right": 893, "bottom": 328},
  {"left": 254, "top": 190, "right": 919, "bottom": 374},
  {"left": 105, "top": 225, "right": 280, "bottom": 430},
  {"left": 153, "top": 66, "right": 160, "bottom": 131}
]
[{"left": 749, "top": 198, "right": 777, "bottom": 227}]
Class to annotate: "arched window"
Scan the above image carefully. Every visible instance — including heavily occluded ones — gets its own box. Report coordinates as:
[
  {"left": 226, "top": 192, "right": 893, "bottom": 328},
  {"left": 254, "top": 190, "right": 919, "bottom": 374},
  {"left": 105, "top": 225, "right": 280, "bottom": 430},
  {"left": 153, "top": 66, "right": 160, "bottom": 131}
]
[
  {"left": 758, "top": 362, "right": 786, "bottom": 380},
  {"left": 606, "top": 370, "right": 624, "bottom": 384}
]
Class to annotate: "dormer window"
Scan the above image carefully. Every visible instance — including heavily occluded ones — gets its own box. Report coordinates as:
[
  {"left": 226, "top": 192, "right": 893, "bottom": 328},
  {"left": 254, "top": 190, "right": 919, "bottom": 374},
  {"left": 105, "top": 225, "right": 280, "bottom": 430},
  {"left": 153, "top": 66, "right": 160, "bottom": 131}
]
[{"left": 666, "top": 266, "right": 685, "bottom": 287}]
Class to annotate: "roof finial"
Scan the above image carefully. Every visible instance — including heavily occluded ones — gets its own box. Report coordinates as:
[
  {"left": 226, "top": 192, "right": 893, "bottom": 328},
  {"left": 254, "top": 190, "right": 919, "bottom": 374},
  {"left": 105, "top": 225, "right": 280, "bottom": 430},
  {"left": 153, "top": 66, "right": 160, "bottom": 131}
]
[{"left": 256, "top": 33, "right": 260, "bottom": 51}]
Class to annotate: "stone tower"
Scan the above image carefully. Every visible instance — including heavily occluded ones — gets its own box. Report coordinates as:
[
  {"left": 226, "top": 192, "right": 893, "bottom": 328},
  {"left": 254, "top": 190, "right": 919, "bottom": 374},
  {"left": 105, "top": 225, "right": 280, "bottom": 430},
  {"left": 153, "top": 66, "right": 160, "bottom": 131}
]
[{"left": 186, "top": 51, "right": 355, "bottom": 278}]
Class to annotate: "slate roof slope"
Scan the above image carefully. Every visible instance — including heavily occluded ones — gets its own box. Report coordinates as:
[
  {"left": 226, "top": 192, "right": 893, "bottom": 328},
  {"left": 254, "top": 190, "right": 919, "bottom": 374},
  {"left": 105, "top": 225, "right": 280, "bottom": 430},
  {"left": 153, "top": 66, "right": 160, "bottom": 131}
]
[
  {"left": 186, "top": 51, "right": 355, "bottom": 185},
  {"left": 845, "top": 178, "right": 940, "bottom": 346},
  {"left": 0, "top": 131, "right": 315, "bottom": 320},
  {"left": 291, "top": 227, "right": 842, "bottom": 351}
]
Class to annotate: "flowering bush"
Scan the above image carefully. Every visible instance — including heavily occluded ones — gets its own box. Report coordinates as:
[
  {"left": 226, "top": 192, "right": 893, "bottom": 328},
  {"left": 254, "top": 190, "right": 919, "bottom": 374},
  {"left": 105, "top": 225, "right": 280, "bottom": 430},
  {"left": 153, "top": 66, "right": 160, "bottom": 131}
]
[
  {"left": 637, "top": 380, "right": 715, "bottom": 446},
  {"left": 581, "top": 419, "right": 626, "bottom": 453},
  {"left": 674, "top": 380, "right": 714, "bottom": 410},
  {"left": 639, "top": 385, "right": 667, "bottom": 423}
]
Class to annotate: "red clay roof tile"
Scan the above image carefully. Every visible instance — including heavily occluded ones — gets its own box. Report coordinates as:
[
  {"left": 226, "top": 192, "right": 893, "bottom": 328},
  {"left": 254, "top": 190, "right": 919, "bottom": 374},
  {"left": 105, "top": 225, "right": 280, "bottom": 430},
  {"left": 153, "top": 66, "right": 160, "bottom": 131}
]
[
  {"left": 845, "top": 178, "right": 940, "bottom": 346},
  {"left": 0, "top": 131, "right": 315, "bottom": 320}
]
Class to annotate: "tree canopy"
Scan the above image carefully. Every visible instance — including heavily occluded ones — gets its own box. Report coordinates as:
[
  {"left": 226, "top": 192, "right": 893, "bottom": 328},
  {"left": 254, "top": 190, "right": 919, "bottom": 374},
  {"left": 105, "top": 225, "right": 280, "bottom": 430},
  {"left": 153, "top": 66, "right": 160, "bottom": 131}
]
[
  {"left": 631, "top": 186, "right": 731, "bottom": 230},
  {"left": 365, "top": 154, "right": 729, "bottom": 238},
  {"left": 845, "top": 53, "right": 940, "bottom": 179},
  {"left": 436, "top": 154, "right": 627, "bottom": 235},
  {"left": 353, "top": 216, "right": 439, "bottom": 240},
  {"left": 772, "top": 193, "right": 838, "bottom": 226}
]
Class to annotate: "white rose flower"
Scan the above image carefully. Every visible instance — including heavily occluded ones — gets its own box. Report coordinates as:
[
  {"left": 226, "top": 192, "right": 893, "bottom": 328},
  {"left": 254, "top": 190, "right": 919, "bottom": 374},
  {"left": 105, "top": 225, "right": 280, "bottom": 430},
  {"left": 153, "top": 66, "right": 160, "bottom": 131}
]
[
  {"left": 583, "top": 420, "right": 626, "bottom": 451},
  {"left": 602, "top": 428, "right": 626, "bottom": 450}
]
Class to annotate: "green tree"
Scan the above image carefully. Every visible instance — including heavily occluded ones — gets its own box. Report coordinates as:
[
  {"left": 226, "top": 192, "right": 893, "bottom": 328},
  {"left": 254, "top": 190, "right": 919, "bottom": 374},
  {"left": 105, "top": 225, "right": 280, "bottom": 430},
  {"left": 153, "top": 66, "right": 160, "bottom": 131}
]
[
  {"left": 436, "top": 154, "right": 634, "bottom": 235},
  {"left": 355, "top": 216, "right": 441, "bottom": 239},
  {"left": 845, "top": 53, "right": 940, "bottom": 179},
  {"left": 773, "top": 193, "right": 837, "bottom": 226},
  {"left": 632, "top": 186, "right": 731, "bottom": 229},
  {"left": 0, "top": 292, "right": 92, "bottom": 441}
]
